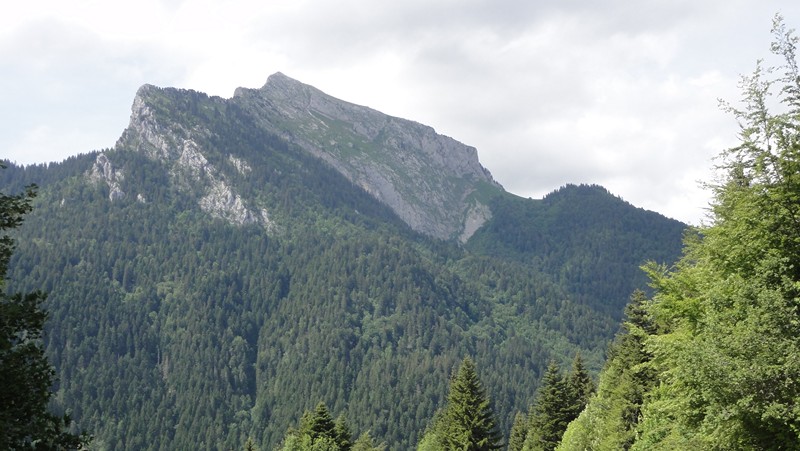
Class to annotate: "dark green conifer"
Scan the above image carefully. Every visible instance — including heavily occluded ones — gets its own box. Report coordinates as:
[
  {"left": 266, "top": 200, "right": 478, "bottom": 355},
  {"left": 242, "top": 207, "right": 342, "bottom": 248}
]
[
  {"left": 307, "top": 402, "right": 337, "bottom": 441},
  {"left": 333, "top": 414, "right": 353, "bottom": 451},
  {"left": 439, "top": 357, "right": 502, "bottom": 450},
  {"left": 507, "top": 411, "right": 528, "bottom": 451},
  {"left": 526, "top": 361, "right": 570, "bottom": 451},
  {"left": 565, "top": 353, "right": 594, "bottom": 420},
  {"left": 351, "top": 431, "right": 386, "bottom": 451},
  {"left": 0, "top": 177, "right": 91, "bottom": 449}
]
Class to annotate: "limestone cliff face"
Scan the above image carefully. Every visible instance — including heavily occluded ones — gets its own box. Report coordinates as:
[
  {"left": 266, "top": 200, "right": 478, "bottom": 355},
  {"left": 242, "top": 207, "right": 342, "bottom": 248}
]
[
  {"left": 87, "top": 153, "right": 126, "bottom": 202},
  {"left": 116, "top": 74, "right": 501, "bottom": 240},
  {"left": 232, "top": 73, "right": 502, "bottom": 240},
  {"left": 117, "top": 85, "right": 271, "bottom": 227}
]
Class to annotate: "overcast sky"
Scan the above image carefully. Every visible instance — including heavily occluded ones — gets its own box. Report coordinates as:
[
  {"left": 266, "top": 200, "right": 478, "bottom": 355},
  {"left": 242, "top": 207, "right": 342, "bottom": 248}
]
[{"left": 3, "top": 1, "right": 799, "bottom": 225}]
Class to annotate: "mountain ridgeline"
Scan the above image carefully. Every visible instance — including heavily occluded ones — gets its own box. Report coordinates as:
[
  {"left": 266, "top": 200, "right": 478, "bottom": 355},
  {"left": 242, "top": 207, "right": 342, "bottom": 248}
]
[{"left": 2, "top": 73, "right": 685, "bottom": 449}]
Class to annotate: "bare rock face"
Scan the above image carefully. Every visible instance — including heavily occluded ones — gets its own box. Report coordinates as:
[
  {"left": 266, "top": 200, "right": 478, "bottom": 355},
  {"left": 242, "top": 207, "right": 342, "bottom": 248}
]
[
  {"left": 234, "top": 73, "right": 503, "bottom": 240},
  {"left": 87, "top": 153, "right": 126, "bottom": 202},
  {"left": 117, "top": 85, "right": 271, "bottom": 228}
]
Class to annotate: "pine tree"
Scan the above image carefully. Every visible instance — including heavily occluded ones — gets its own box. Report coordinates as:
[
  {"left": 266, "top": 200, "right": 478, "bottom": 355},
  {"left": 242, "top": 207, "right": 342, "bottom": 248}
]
[
  {"left": 307, "top": 402, "right": 337, "bottom": 442},
  {"left": 280, "top": 402, "right": 345, "bottom": 451},
  {"left": 333, "top": 414, "right": 353, "bottom": 451},
  {"left": 557, "top": 290, "right": 656, "bottom": 450},
  {"left": 438, "top": 357, "right": 502, "bottom": 450},
  {"left": 244, "top": 436, "right": 258, "bottom": 451}
]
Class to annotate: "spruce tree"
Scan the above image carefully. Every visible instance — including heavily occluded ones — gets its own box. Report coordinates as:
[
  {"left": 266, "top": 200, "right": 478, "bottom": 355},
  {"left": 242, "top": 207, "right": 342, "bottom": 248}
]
[
  {"left": 508, "top": 411, "right": 528, "bottom": 451},
  {"left": 351, "top": 431, "right": 386, "bottom": 451},
  {"left": 333, "top": 414, "right": 353, "bottom": 451},
  {"left": 525, "top": 361, "right": 570, "bottom": 451},
  {"left": 281, "top": 402, "right": 346, "bottom": 451},
  {"left": 565, "top": 353, "right": 594, "bottom": 421},
  {"left": 438, "top": 357, "right": 502, "bottom": 450},
  {"left": 307, "top": 402, "right": 337, "bottom": 442},
  {"left": 631, "top": 16, "right": 800, "bottom": 449},
  {"left": 557, "top": 290, "right": 656, "bottom": 450}
]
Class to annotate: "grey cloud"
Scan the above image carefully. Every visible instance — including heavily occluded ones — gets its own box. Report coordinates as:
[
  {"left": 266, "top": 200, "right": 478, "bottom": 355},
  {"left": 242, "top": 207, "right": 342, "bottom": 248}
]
[{"left": 0, "top": 18, "right": 192, "bottom": 163}]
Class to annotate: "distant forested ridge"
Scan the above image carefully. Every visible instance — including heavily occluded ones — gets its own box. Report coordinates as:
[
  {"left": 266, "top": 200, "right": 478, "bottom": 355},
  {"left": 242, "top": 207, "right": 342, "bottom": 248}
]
[{"left": 2, "top": 55, "right": 685, "bottom": 450}]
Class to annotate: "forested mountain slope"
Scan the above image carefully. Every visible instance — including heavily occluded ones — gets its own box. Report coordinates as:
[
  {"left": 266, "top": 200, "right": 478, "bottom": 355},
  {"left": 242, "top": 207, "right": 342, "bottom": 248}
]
[
  {"left": 1, "top": 74, "right": 685, "bottom": 450},
  {"left": 468, "top": 185, "right": 686, "bottom": 319}
]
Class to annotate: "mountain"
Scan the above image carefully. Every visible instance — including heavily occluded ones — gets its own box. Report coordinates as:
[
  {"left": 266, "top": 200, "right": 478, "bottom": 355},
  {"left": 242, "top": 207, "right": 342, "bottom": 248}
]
[
  {"left": 120, "top": 72, "right": 502, "bottom": 241},
  {"left": 2, "top": 73, "right": 685, "bottom": 450}
]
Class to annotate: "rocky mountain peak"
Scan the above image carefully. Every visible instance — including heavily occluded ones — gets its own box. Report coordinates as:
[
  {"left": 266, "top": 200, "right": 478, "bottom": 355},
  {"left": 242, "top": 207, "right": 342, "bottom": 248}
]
[
  {"left": 235, "top": 72, "right": 503, "bottom": 240},
  {"left": 118, "top": 73, "right": 503, "bottom": 240}
]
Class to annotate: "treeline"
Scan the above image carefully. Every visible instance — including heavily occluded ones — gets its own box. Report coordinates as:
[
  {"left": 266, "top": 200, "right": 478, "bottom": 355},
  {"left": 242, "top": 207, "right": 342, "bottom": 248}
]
[{"left": 269, "top": 355, "right": 593, "bottom": 451}]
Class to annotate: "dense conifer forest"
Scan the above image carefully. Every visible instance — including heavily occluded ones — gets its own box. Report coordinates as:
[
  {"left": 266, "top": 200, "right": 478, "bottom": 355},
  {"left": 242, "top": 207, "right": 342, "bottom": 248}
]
[
  {"left": 2, "top": 149, "right": 684, "bottom": 449},
  {"left": 0, "top": 128, "right": 684, "bottom": 449}
]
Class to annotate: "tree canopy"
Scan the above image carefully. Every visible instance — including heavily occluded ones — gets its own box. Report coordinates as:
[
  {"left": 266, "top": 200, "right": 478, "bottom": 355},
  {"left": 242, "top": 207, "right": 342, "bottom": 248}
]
[{"left": 0, "top": 172, "right": 90, "bottom": 449}]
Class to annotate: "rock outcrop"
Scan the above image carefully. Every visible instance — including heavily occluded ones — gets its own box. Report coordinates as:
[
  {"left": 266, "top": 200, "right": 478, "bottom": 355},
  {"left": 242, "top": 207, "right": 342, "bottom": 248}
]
[
  {"left": 87, "top": 153, "right": 126, "bottom": 202},
  {"left": 118, "top": 85, "right": 271, "bottom": 228}
]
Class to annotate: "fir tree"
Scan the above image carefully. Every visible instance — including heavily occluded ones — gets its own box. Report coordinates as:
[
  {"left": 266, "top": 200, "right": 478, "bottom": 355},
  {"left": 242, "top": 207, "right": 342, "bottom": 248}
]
[
  {"left": 525, "top": 361, "right": 570, "bottom": 451},
  {"left": 438, "top": 357, "right": 502, "bottom": 450},
  {"left": 333, "top": 414, "right": 353, "bottom": 451},
  {"left": 557, "top": 290, "right": 656, "bottom": 450},
  {"left": 280, "top": 402, "right": 347, "bottom": 451},
  {"left": 351, "top": 431, "right": 386, "bottom": 451},
  {"left": 508, "top": 411, "right": 528, "bottom": 451},
  {"left": 307, "top": 402, "right": 337, "bottom": 442},
  {"left": 565, "top": 353, "right": 594, "bottom": 421}
]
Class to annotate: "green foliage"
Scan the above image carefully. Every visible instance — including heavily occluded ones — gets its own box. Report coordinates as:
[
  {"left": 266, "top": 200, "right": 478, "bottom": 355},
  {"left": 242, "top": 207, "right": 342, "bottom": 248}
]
[
  {"left": 467, "top": 186, "right": 685, "bottom": 320},
  {"left": 507, "top": 412, "right": 528, "bottom": 451},
  {"left": 524, "top": 356, "right": 595, "bottom": 451},
  {"left": 435, "top": 357, "right": 502, "bottom": 450},
  {"left": 557, "top": 291, "right": 656, "bottom": 451},
  {"left": 632, "top": 16, "right": 800, "bottom": 450},
  {"left": 565, "top": 353, "right": 594, "bottom": 421},
  {"left": 280, "top": 403, "right": 349, "bottom": 451},
  {"left": 524, "top": 362, "right": 570, "bottom": 451},
  {"left": 351, "top": 431, "right": 385, "bottom": 451},
  {"left": 417, "top": 358, "right": 503, "bottom": 450},
  {"left": 560, "top": 15, "right": 800, "bottom": 451},
  {"left": 0, "top": 174, "right": 90, "bottom": 449}
]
